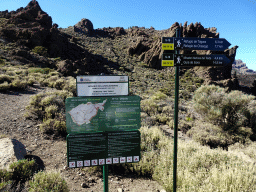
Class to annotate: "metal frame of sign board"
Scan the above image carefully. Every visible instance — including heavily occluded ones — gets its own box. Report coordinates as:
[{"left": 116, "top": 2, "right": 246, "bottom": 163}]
[
  {"left": 76, "top": 75, "right": 129, "bottom": 97},
  {"left": 66, "top": 131, "right": 141, "bottom": 168}
]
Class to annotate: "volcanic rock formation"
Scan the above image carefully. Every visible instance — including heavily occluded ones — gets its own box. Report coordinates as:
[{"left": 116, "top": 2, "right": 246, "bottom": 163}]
[{"left": 74, "top": 18, "right": 94, "bottom": 35}]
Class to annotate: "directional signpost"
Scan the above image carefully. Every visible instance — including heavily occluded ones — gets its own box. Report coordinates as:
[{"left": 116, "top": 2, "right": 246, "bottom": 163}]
[
  {"left": 162, "top": 37, "right": 231, "bottom": 67},
  {"left": 162, "top": 37, "right": 231, "bottom": 51},
  {"left": 65, "top": 75, "right": 141, "bottom": 192},
  {"left": 162, "top": 53, "right": 231, "bottom": 67},
  {"left": 161, "top": 33, "right": 233, "bottom": 192}
]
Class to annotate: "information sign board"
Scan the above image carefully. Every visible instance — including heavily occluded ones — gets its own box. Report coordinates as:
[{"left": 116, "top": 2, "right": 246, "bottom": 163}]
[
  {"left": 67, "top": 131, "right": 141, "bottom": 168},
  {"left": 65, "top": 96, "right": 140, "bottom": 133},
  {"left": 76, "top": 76, "right": 129, "bottom": 96}
]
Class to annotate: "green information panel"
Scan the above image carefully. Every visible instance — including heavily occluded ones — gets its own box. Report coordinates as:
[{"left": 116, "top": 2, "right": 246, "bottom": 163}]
[
  {"left": 65, "top": 96, "right": 140, "bottom": 133},
  {"left": 67, "top": 131, "right": 141, "bottom": 168}
]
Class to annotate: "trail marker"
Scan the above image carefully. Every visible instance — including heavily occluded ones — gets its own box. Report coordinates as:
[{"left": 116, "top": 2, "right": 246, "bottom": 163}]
[
  {"left": 162, "top": 53, "right": 231, "bottom": 66},
  {"left": 161, "top": 32, "right": 233, "bottom": 192},
  {"left": 162, "top": 37, "right": 231, "bottom": 51}
]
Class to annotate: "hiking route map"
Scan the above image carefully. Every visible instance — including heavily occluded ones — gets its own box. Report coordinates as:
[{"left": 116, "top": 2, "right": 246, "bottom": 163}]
[
  {"left": 68, "top": 99, "right": 107, "bottom": 126},
  {"left": 65, "top": 96, "right": 141, "bottom": 133}
]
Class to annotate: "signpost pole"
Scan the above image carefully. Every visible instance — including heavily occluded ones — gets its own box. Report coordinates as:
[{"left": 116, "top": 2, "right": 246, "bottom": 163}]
[
  {"left": 103, "top": 164, "right": 108, "bottom": 192},
  {"left": 173, "top": 28, "right": 180, "bottom": 192}
]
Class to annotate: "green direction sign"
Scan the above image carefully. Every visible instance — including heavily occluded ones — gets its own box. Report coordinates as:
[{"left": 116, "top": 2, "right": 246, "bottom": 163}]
[
  {"left": 173, "top": 54, "right": 231, "bottom": 66},
  {"left": 67, "top": 131, "right": 141, "bottom": 168},
  {"left": 65, "top": 96, "right": 141, "bottom": 133}
]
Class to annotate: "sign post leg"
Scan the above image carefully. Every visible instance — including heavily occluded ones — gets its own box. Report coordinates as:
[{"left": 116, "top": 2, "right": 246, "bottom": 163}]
[
  {"left": 103, "top": 164, "right": 108, "bottom": 192},
  {"left": 173, "top": 28, "right": 180, "bottom": 192}
]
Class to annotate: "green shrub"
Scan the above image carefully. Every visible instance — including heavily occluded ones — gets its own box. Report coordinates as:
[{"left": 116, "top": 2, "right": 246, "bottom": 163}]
[
  {"left": 9, "top": 159, "right": 38, "bottom": 183},
  {"left": 28, "top": 170, "right": 69, "bottom": 192},
  {"left": 28, "top": 67, "right": 52, "bottom": 74},
  {"left": 191, "top": 85, "right": 230, "bottom": 124},
  {"left": 152, "top": 91, "right": 167, "bottom": 101},
  {"left": 53, "top": 78, "right": 65, "bottom": 90},
  {"left": 31, "top": 46, "right": 49, "bottom": 57},
  {"left": 156, "top": 114, "right": 170, "bottom": 124},
  {"left": 40, "top": 118, "right": 66, "bottom": 136},
  {"left": 0, "top": 81, "right": 11, "bottom": 91},
  {"left": 141, "top": 99, "right": 158, "bottom": 116},
  {"left": 220, "top": 90, "right": 255, "bottom": 133},
  {"left": 191, "top": 85, "right": 256, "bottom": 138},
  {"left": 25, "top": 90, "right": 72, "bottom": 136},
  {"left": 11, "top": 79, "right": 27, "bottom": 89},
  {"left": 0, "top": 74, "right": 14, "bottom": 83},
  {"left": 0, "top": 169, "right": 12, "bottom": 183},
  {"left": 63, "top": 77, "right": 76, "bottom": 96},
  {"left": 53, "top": 57, "right": 61, "bottom": 62},
  {"left": 0, "top": 58, "right": 5, "bottom": 66}
]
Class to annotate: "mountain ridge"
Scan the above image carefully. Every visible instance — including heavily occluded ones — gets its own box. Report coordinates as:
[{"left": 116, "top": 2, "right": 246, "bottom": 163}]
[{"left": 232, "top": 59, "right": 256, "bottom": 74}]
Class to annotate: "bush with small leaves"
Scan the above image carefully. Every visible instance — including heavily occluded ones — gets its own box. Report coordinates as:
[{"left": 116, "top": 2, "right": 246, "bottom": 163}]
[
  {"left": 191, "top": 85, "right": 229, "bottom": 124},
  {"left": 191, "top": 84, "right": 256, "bottom": 137},
  {"left": 31, "top": 46, "right": 49, "bottom": 57},
  {"left": 0, "top": 169, "right": 13, "bottom": 189},
  {"left": 26, "top": 90, "right": 72, "bottom": 137},
  {"left": 9, "top": 159, "right": 38, "bottom": 184},
  {"left": 11, "top": 79, "right": 27, "bottom": 90},
  {"left": 0, "top": 81, "right": 11, "bottom": 91},
  {"left": 141, "top": 99, "right": 158, "bottom": 116},
  {"left": 0, "top": 74, "right": 14, "bottom": 84},
  {"left": 28, "top": 170, "right": 69, "bottom": 192}
]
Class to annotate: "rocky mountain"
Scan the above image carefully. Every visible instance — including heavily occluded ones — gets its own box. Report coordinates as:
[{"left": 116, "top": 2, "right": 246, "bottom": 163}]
[
  {"left": 1, "top": 1, "right": 256, "bottom": 191},
  {"left": 232, "top": 59, "right": 256, "bottom": 74}
]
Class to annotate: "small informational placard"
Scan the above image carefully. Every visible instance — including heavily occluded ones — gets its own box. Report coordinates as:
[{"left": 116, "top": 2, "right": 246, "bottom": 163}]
[
  {"left": 67, "top": 131, "right": 140, "bottom": 168},
  {"left": 76, "top": 76, "right": 129, "bottom": 97},
  {"left": 65, "top": 96, "right": 140, "bottom": 133}
]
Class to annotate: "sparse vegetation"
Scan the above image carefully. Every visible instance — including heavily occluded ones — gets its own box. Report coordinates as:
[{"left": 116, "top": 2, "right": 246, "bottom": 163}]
[
  {"left": 25, "top": 90, "right": 73, "bottom": 137},
  {"left": 28, "top": 170, "right": 69, "bottom": 192},
  {"left": 1, "top": 17, "right": 256, "bottom": 191},
  {"left": 31, "top": 46, "right": 49, "bottom": 57}
]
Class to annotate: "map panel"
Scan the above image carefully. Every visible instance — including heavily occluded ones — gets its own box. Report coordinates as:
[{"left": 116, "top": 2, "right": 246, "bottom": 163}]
[{"left": 65, "top": 96, "right": 141, "bottom": 133}]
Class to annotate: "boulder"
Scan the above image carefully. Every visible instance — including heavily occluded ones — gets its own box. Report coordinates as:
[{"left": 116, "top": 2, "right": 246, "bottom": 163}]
[
  {"left": 74, "top": 18, "right": 94, "bottom": 35},
  {"left": 0, "top": 138, "right": 27, "bottom": 172}
]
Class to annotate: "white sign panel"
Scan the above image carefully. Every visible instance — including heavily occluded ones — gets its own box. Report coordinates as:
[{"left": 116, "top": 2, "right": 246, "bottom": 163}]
[{"left": 77, "top": 76, "right": 129, "bottom": 96}]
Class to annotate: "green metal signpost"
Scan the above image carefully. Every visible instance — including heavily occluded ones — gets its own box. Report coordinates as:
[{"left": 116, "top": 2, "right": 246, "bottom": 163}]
[
  {"left": 65, "top": 75, "right": 141, "bottom": 192},
  {"left": 161, "top": 31, "right": 232, "bottom": 192}
]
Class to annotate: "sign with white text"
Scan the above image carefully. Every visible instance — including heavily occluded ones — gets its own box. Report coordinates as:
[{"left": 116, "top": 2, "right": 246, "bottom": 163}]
[{"left": 67, "top": 131, "right": 141, "bottom": 168}]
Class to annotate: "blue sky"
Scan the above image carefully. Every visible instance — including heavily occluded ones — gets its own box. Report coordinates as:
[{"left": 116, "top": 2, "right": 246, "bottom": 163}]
[{"left": 1, "top": 0, "right": 256, "bottom": 71}]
